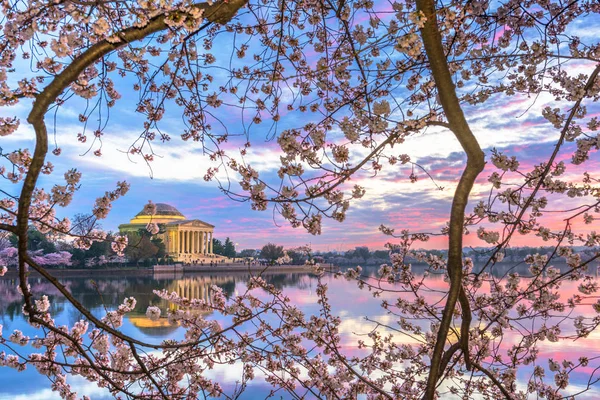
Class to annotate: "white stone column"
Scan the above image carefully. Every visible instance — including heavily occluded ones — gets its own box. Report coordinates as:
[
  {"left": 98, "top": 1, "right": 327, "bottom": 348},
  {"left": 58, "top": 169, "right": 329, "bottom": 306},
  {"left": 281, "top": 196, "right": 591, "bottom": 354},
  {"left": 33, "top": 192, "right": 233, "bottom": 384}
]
[
  {"left": 185, "top": 231, "right": 189, "bottom": 253},
  {"left": 179, "top": 231, "right": 182, "bottom": 253},
  {"left": 196, "top": 231, "right": 201, "bottom": 254},
  {"left": 199, "top": 231, "right": 204, "bottom": 254},
  {"left": 196, "top": 231, "right": 200, "bottom": 254},
  {"left": 209, "top": 232, "right": 213, "bottom": 254},
  {"left": 191, "top": 231, "right": 194, "bottom": 254}
]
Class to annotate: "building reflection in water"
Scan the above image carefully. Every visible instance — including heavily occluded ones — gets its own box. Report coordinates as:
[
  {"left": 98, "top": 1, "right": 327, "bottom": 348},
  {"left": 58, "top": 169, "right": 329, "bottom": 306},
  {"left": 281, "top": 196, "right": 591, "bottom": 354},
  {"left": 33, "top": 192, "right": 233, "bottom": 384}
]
[
  {"left": 166, "top": 274, "right": 236, "bottom": 307},
  {"left": 127, "top": 274, "right": 237, "bottom": 336}
]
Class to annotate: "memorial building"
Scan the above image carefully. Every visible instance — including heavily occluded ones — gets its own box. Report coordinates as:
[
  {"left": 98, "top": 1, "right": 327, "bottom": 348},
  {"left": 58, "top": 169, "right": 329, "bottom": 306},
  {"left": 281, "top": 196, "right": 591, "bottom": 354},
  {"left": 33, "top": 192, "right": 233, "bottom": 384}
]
[{"left": 118, "top": 203, "right": 215, "bottom": 262}]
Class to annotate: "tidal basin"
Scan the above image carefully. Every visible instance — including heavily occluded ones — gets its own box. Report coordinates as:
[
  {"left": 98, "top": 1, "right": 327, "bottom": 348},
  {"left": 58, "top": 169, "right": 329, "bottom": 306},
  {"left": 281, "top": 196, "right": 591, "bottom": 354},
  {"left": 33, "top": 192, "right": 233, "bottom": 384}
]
[{"left": 1, "top": 265, "right": 599, "bottom": 399}]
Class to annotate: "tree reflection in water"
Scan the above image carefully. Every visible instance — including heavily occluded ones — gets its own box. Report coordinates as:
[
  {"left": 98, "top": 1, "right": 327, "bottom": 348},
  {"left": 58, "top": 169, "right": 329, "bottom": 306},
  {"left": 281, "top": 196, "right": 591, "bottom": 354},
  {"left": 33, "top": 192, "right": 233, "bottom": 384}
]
[
  {"left": 1, "top": 267, "right": 600, "bottom": 398},
  {"left": 0, "top": 270, "right": 307, "bottom": 337}
]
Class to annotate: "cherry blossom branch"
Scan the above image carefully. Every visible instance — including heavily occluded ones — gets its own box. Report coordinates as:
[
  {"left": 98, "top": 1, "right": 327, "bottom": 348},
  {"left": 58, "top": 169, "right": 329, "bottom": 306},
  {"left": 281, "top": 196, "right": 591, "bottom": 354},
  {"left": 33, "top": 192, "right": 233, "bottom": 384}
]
[
  {"left": 471, "top": 362, "right": 513, "bottom": 399},
  {"left": 481, "top": 65, "right": 600, "bottom": 269},
  {"left": 128, "top": 343, "right": 169, "bottom": 399},
  {"left": 14, "top": 0, "right": 248, "bottom": 340}
]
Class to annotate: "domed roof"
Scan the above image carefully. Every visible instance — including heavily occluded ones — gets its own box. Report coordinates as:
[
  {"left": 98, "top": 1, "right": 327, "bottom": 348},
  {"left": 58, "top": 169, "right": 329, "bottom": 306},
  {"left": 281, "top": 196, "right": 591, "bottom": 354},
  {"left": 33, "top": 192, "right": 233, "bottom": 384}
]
[{"left": 135, "top": 203, "right": 185, "bottom": 218}]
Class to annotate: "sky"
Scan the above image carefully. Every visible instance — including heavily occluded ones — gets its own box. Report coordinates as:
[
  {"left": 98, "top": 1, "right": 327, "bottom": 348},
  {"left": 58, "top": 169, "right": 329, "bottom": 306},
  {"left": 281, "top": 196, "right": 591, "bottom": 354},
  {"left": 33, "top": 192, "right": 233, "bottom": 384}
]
[
  {"left": 4, "top": 95, "right": 597, "bottom": 252},
  {"left": 1, "top": 7, "right": 599, "bottom": 252}
]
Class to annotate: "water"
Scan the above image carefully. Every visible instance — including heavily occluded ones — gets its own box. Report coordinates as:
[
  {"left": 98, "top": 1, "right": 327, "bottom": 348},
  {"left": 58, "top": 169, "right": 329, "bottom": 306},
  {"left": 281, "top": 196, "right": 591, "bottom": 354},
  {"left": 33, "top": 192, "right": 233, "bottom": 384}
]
[{"left": 1, "top": 266, "right": 599, "bottom": 399}]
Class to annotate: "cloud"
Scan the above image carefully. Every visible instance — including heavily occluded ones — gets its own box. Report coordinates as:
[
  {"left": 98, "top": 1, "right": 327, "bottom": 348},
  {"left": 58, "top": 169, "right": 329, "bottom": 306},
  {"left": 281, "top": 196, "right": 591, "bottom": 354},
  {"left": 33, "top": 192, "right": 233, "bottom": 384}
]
[{"left": 3, "top": 56, "right": 599, "bottom": 252}]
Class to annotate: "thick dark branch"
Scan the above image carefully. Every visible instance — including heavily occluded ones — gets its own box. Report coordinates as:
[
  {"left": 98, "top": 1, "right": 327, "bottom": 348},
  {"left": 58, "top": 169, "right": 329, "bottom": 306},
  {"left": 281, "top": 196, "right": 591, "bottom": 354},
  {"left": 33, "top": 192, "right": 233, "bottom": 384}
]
[
  {"left": 0, "top": 223, "right": 16, "bottom": 233},
  {"left": 438, "top": 342, "right": 461, "bottom": 376},
  {"left": 426, "top": 121, "right": 451, "bottom": 129},
  {"left": 14, "top": 0, "right": 248, "bottom": 343},
  {"left": 416, "top": 0, "right": 485, "bottom": 398}
]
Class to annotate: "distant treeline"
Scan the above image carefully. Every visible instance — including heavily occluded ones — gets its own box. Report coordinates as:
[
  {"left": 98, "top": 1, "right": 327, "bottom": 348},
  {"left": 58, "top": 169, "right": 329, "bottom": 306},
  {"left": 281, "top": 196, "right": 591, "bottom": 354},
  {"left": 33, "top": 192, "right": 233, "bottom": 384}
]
[
  {"left": 3, "top": 224, "right": 598, "bottom": 270},
  {"left": 309, "top": 246, "right": 600, "bottom": 266}
]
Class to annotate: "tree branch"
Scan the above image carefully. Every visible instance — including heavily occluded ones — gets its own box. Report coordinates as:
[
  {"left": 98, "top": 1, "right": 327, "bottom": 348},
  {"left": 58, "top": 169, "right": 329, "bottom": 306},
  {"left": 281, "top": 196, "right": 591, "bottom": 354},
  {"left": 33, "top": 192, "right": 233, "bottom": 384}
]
[
  {"left": 415, "top": 0, "right": 485, "bottom": 398},
  {"left": 0, "top": 223, "right": 16, "bottom": 233},
  {"left": 15, "top": 0, "right": 248, "bottom": 323},
  {"left": 472, "top": 362, "right": 514, "bottom": 399}
]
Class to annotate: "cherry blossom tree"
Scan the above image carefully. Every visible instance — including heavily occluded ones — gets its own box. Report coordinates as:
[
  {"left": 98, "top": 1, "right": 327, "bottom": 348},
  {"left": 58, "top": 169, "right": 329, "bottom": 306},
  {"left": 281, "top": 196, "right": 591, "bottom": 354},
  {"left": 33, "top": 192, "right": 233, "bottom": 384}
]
[
  {"left": 29, "top": 249, "right": 73, "bottom": 267},
  {"left": 1, "top": 0, "right": 600, "bottom": 398}
]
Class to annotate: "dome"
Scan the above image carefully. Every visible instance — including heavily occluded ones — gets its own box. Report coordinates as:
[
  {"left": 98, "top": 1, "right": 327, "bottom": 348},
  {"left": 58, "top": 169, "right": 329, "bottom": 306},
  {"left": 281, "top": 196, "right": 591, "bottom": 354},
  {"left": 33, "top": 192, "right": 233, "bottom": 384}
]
[
  {"left": 127, "top": 315, "right": 181, "bottom": 337},
  {"left": 136, "top": 203, "right": 185, "bottom": 218}
]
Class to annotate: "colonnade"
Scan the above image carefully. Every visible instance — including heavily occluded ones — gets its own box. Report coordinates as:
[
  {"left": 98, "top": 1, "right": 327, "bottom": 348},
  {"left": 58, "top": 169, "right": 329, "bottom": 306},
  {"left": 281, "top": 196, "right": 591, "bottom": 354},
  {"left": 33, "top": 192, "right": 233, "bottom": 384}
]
[
  {"left": 171, "top": 230, "right": 213, "bottom": 255},
  {"left": 167, "top": 276, "right": 235, "bottom": 308}
]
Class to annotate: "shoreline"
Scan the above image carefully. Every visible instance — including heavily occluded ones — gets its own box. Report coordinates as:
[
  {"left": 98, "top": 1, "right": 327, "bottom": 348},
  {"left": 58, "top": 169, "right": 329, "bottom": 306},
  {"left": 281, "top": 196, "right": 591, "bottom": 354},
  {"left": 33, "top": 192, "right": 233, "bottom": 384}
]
[{"left": 2, "top": 264, "right": 336, "bottom": 279}]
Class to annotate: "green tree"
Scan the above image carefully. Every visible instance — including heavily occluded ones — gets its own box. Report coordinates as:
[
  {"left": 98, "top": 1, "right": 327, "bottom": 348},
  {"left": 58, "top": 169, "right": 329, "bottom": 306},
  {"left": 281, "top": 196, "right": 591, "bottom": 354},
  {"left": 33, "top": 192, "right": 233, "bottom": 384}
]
[
  {"left": 260, "top": 243, "right": 284, "bottom": 262},
  {"left": 212, "top": 238, "right": 224, "bottom": 255},
  {"left": 354, "top": 246, "right": 370, "bottom": 263},
  {"left": 223, "top": 237, "right": 236, "bottom": 258},
  {"left": 151, "top": 237, "right": 166, "bottom": 259},
  {"left": 286, "top": 249, "right": 306, "bottom": 265},
  {"left": 86, "top": 238, "right": 112, "bottom": 259},
  {"left": 69, "top": 248, "right": 86, "bottom": 267},
  {"left": 125, "top": 232, "right": 158, "bottom": 266},
  {"left": 372, "top": 250, "right": 389, "bottom": 260},
  {"left": 10, "top": 229, "right": 56, "bottom": 254},
  {"left": 238, "top": 249, "right": 257, "bottom": 258}
]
